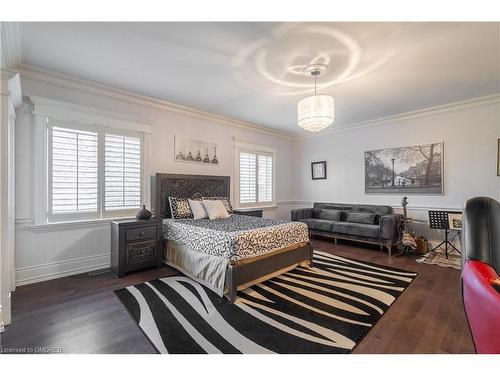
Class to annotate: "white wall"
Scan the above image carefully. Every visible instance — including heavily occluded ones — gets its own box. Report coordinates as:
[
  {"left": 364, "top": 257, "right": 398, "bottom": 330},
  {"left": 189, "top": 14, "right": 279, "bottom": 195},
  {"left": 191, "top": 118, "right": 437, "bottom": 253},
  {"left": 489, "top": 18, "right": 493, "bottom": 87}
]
[
  {"left": 15, "top": 74, "right": 296, "bottom": 286},
  {"left": 293, "top": 99, "right": 500, "bottom": 245}
]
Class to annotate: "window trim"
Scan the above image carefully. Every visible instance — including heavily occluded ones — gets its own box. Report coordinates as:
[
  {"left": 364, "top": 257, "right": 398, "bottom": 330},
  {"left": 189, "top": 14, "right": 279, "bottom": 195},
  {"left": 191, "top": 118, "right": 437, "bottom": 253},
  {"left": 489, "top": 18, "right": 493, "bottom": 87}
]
[
  {"left": 30, "top": 96, "right": 153, "bottom": 225},
  {"left": 234, "top": 140, "right": 276, "bottom": 209}
]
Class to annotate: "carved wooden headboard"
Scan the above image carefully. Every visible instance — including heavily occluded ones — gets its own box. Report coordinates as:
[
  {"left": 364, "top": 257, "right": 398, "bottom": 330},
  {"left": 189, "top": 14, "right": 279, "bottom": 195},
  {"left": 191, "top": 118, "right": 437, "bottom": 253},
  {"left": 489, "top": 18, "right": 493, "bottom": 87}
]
[{"left": 155, "top": 173, "right": 230, "bottom": 218}]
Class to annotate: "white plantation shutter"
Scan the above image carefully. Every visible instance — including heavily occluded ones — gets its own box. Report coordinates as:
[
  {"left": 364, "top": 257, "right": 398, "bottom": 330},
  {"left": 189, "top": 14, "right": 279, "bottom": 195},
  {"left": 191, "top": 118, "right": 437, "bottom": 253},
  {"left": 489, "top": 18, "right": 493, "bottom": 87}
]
[
  {"left": 47, "top": 119, "right": 146, "bottom": 222},
  {"left": 258, "top": 154, "right": 273, "bottom": 203},
  {"left": 50, "top": 126, "right": 98, "bottom": 215},
  {"left": 238, "top": 149, "right": 274, "bottom": 206},
  {"left": 105, "top": 134, "right": 142, "bottom": 211},
  {"left": 239, "top": 152, "right": 257, "bottom": 203}
]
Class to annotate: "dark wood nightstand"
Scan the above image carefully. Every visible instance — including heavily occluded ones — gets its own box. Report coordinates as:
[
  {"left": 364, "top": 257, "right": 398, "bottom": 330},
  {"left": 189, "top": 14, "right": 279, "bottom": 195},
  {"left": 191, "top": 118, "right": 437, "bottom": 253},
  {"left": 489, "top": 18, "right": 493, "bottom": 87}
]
[
  {"left": 233, "top": 209, "right": 263, "bottom": 217},
  {"left": 111, "top": 217, "right": 163, "bottom": 278}
]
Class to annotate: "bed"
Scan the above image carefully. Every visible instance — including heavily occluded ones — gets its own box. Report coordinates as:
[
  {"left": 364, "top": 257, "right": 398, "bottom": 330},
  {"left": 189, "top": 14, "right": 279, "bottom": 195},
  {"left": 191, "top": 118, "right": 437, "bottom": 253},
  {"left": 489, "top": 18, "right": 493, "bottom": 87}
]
[{"left": 155, "top": 173, "right": 313, "bottom": 302}]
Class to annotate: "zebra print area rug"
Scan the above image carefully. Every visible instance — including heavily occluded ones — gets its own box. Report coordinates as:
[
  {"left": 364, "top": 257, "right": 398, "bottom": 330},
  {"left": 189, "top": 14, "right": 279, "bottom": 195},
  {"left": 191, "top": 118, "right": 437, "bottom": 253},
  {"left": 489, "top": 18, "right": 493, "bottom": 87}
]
[{"left": 114, "top": 250, "right": 417, "bottom": 354}]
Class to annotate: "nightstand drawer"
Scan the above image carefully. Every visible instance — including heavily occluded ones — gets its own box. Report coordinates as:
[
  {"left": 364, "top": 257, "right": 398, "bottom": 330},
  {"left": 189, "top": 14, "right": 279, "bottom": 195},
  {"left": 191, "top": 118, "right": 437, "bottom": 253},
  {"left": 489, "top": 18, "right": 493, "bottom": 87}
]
[
  {"left": 125, "top": 240, "right": 157, "bottom": 265},
  {"left": 125, "top": 226, "right": 156, "bottom": 242}
]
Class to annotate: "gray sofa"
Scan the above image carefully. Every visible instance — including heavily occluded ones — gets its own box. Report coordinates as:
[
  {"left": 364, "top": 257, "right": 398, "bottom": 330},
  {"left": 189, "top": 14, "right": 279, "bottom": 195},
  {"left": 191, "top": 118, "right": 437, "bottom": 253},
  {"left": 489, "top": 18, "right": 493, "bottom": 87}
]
[{"left": 291, "top": 202, "right": 402, "bottom": 256}]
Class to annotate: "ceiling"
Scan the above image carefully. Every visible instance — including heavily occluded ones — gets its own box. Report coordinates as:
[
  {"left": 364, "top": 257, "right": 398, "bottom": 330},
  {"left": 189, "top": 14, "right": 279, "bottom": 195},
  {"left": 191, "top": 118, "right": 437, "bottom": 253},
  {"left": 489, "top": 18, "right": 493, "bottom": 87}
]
[{"left": 20, "top": 22, "right": 500, "bottom": 136}]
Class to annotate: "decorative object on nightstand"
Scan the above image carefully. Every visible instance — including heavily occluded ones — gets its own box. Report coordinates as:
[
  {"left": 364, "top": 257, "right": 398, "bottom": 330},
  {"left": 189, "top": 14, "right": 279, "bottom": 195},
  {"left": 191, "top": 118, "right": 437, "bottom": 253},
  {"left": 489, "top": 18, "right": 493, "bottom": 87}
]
[
  {"left": 233, "top": 209, "right": 263, "bottom": 217},
  {"left": 135, "top": 205, "right": 152, "bottom": 220},
  {"left": 111, "top": 217, "right": 163, "bottom": 278},
  {"left": 311, "top": 161, "right": 327, "bottom": 180}
]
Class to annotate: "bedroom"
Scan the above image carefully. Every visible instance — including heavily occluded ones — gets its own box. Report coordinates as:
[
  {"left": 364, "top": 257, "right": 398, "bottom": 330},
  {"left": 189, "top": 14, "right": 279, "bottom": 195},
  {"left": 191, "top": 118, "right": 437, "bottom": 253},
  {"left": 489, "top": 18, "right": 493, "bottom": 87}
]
[{"left": 1, "top": 0, "right": 499, "bottom": 372}]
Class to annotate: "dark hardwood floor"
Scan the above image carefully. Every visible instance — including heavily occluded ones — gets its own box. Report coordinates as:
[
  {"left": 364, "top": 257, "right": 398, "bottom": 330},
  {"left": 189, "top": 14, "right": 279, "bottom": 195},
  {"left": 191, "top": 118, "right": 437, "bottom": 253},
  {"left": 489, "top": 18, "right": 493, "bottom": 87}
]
[{"left": 0, "top": 238, "right": 475, "bottom": 354}]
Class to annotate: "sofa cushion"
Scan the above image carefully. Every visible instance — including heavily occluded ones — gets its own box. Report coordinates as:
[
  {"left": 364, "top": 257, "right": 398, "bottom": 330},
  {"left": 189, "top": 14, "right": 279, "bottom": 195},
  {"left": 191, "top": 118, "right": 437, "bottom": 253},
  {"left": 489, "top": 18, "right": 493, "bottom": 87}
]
[
  {"left": 298, "top": 218, "right": 334, "bottom": 232},
  {"left": 345, "top": 212, "right": 377, "bottom": 225},
  {"left": 313, "top": 208, "right": 342, "bottom": 221},
  {"left": 313, "top": 202, "right": 392, "bottom": 216},
  {"left": 331, "top": 222, "right": 379, "bottom": 238}
]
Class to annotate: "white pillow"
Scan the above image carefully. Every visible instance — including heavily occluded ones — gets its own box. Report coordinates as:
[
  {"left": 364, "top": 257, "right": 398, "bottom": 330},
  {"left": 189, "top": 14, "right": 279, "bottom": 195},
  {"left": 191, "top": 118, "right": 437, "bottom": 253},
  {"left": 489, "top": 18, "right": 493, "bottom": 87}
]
[
  {"left": 188, "top": 199, "right": 208, "bottom": 220},
  {"left": 202, "top": 200, "right": 230, "bottom": 220}
]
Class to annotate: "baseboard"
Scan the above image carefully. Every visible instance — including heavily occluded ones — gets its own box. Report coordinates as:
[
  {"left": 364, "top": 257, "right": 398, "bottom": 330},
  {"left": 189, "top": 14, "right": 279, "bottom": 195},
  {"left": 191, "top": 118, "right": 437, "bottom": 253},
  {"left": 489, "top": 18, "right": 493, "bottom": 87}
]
[{"left": 15, "top": 253, "right": 111, "bottom": 286}]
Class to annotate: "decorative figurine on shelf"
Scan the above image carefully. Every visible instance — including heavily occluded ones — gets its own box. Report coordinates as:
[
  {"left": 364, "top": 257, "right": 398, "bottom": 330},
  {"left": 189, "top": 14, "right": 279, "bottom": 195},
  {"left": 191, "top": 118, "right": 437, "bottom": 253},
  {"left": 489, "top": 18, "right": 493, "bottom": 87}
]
[
  {"left": 136, "top": 205, "right": 152, "bottom": 220},
  {"left": 195, "top": 150, "right": 202, "bottom": 162}
]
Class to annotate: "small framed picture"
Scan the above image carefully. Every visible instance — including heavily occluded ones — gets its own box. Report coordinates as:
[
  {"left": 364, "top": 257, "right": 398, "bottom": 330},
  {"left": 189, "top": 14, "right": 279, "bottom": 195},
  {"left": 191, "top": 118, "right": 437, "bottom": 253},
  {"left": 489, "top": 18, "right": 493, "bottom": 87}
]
[
  {"left": 448, "top": 213, "right": 463, "bottom": 231},
  {"left": 497, "top": 139, "right": 500, "bottom": 176},
  {"left": 311, "top": 161, "right": 327, "bottom": 180}
]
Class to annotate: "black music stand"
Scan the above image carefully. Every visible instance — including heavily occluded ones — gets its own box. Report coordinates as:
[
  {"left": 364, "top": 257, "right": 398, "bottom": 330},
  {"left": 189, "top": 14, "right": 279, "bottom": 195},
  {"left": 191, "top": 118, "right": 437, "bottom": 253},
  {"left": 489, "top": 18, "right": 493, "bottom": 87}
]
[{"left": 428, "top": 210, "right": 461, "bottom": 259}]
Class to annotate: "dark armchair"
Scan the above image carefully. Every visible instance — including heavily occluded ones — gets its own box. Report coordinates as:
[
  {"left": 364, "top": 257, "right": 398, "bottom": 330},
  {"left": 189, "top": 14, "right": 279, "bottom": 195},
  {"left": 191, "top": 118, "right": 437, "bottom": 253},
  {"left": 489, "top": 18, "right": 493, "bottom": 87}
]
[{"left": 461, "top": 196, "right": 500, "bottom": 354}]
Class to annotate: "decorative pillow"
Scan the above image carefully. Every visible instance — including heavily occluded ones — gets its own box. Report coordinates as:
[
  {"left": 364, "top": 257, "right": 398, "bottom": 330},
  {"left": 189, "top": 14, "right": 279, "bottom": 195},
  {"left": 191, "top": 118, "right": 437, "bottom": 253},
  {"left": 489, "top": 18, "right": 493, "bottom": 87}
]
[
  {"left": 164, "top": 196, "right": 172, "bottom": 218},
  {"left": 202, "top": 196, "right": 233, "bottom": 214},
  {"left": 202, "top": 200, "right": 230, "bottom": 220},
  {"left": 345, "top": 212, "right": 377, "bottom": 225},
  {"left": 314, "top": 209, "right": 342, "bottom": 221},
  {"left": 188, "top": 199, "right": 208, "bottom": 220},
  {"left": 168, "top": 197, "right": 193, "bottom": 219}
]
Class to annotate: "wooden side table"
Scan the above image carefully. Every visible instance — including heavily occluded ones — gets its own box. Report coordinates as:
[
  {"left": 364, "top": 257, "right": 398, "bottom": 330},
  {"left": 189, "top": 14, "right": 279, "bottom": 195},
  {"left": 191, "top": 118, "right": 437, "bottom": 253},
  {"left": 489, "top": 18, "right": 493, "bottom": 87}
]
[{"left": 111, "top": 217, "right": 163, "bottom": 278}]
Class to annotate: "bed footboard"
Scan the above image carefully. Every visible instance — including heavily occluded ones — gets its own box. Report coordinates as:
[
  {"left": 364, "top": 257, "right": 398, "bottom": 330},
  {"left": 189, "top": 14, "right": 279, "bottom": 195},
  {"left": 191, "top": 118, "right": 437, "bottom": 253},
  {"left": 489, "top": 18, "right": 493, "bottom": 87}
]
[{"left": 225, "top": 242, "right": 313, "bottom": 303}]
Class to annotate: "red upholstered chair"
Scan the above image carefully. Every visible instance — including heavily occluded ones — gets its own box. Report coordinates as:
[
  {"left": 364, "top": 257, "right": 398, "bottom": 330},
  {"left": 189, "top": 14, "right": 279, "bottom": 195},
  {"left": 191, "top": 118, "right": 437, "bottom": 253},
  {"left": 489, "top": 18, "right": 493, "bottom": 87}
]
[{"left": 461, "top": 197, "right": 500, "bottom": 354}]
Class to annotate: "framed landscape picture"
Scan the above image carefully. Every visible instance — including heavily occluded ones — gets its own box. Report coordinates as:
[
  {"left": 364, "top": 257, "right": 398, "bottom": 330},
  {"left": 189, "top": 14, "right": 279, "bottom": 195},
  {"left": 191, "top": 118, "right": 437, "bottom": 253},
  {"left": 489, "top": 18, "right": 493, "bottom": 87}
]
[
  {"left": 365, "top": 142, "right": 443, "bottom": 194},
  {"left": 311, "top": 161, "right": 327, "bottom": 180}
]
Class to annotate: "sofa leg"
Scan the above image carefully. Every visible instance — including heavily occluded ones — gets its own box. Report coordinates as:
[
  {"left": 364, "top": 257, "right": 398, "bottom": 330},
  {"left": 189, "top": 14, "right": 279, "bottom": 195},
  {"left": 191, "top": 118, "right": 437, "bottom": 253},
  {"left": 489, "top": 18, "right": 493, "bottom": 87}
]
[
  {"left": 388, "top": 246, "right": 392, "bottom": 257},
  {"left": 334, "top": 237, "right": 337, "bottom": 246},
  {"left": 380, "top": 244, "right": 383, "bottom": 252}
]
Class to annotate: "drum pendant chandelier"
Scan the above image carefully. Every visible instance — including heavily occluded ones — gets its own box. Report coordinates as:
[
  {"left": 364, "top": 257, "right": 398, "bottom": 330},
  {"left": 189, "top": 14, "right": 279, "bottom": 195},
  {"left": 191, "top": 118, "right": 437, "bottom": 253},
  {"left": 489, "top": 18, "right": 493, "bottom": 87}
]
[{"left": 297, "top": 63, "right": 335, "bottom": 133}]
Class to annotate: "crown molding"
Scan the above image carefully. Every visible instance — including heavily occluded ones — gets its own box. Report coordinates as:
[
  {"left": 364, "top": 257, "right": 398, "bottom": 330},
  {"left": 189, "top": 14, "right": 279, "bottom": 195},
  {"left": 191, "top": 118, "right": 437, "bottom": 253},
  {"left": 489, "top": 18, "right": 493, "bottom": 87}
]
[
  {"left": 17, "top": 64, "right": 296, "bottom": 141},
  {"left": 29, "top": 95, "right": 156, "bottom": 133},
  {"left": 15, "top": 64, "right": 499, "bottom": 142},
  {"left": 295, "top": 93, "right": 500, "bottom": 141},
  {"left": 1, "top": 68, "right": 22, "bottom": 108},
  {"left": 0, "top": 22, "right": 21, "bottom": 69}
]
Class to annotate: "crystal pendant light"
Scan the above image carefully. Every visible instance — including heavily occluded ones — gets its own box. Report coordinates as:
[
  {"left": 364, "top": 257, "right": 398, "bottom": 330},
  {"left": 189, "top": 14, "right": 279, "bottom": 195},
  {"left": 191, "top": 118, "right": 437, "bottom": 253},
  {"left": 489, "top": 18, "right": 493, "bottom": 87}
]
[{"left": 297, "top": 64, "right": 335, "bottom": 133}]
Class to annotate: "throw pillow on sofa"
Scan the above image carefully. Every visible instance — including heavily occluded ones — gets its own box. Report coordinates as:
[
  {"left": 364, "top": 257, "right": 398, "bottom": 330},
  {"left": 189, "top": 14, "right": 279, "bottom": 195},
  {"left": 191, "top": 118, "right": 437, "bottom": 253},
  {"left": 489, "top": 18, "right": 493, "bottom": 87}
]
[
  {"left": 313, "top": 209, "right": 343, "bottom": 221},
  {"left": 345, "top": 212, "right": 377, "bottom": 225}
]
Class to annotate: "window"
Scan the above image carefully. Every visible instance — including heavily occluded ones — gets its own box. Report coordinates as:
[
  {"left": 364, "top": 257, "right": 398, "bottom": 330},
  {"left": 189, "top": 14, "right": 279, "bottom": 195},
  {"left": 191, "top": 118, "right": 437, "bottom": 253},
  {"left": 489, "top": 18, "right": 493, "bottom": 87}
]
[
  {"left": 48, "top": 119, "right": 145, "bottom": 222},
  {"left": 239, "top": 152, "right": 257, "bottom": 204},
  {"left": 104, "top": 134, "right": 142, "bottom": 212},
  {"left": 50, "top": 126, "right": 98, "bottom": 216},
  {"left": 235, "top": 141, "right": 275, "bottom": 208}
]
